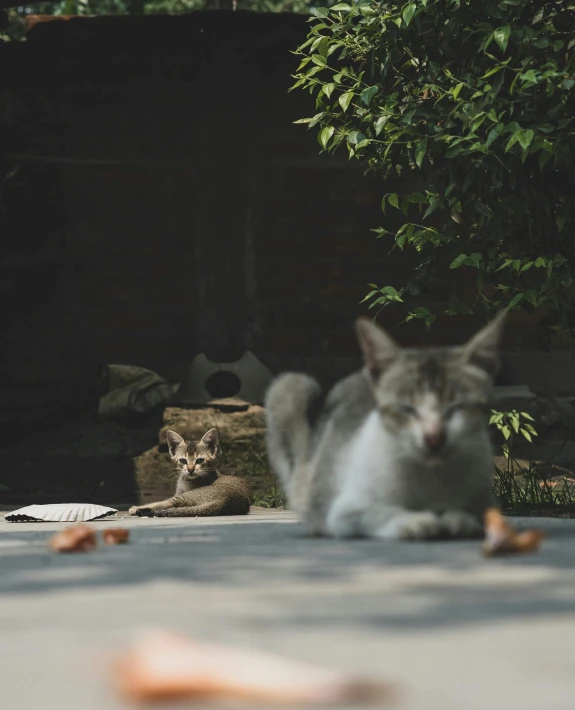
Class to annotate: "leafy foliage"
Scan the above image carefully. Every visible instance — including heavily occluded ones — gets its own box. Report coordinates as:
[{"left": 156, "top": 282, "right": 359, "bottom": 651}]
[
  {"left": 292, "top": 0, "right": 575, "bottom": 337},
  {"left": 489, "top": 408, "right": 537, "bottom": 458}
]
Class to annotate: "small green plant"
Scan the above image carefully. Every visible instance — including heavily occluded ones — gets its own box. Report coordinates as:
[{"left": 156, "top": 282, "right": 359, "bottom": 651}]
[
  {"left": 253, "top": 484, "right": 287, "bottom": 509},
  {"left": 489, "top": 408, "right": 575, "bottom": 512},
  {"left": 489, "top": 408, "right": 537, "bottom": 461}
]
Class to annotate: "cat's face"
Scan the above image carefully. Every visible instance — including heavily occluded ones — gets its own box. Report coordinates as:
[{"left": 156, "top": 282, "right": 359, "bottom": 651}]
[
  {"left": 166, "top": 428, "right": 218, "bottom": 479},
  {"left": 356, "top": 314, "right": 505, "bottom": 463}
]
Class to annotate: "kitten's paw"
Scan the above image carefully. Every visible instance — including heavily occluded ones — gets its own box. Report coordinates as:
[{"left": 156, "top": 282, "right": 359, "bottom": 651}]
[
  {"left": 441, "top": 510, "right": 483, "bottom": 539},
  {"left": 376, "top": 511, "right": 442, "bottom": 541},
  {"left": 132, "top": 507, "right": 154, "bottom": 517}
]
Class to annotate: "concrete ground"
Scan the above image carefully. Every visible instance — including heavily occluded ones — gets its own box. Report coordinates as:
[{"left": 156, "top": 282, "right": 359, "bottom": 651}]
[{"left": 1, "top": 508, "right": 575, "bottom": 710}]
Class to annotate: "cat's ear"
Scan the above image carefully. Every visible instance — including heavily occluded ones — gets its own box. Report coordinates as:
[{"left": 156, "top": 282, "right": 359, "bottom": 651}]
[
  {"left": 461, "top": 311, "right": 507, "bottom": 377},
  {"left": 200, "top": 428, "right": 219, "bottom": 454},
  {"left": 355, "top": 317, "right": 400, "bottom": 379},
  {"left": 166, "top": 430, "right": 185, "bottom": 458}
]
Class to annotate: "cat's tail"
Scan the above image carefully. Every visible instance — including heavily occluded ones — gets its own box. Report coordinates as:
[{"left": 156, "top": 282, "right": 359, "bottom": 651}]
[{"left": 264, "top": 373, "right": 322, "bottom": 489}]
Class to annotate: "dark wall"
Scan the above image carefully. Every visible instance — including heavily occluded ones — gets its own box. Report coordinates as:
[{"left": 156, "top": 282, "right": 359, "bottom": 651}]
[{"left": 1, "top": 11, "right": 566, "bottom": 408}]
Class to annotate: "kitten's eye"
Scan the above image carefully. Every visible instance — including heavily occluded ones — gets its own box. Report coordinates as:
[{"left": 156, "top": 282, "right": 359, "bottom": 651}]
[
  {"left": 196, "top": 457, "right": 205, "bottom": 465},
  {"left": 178, "top": 458, "right": 187, "bottom": 465},
  {"left": 398, "top": 404, "right": 418, "bottom": 417}
]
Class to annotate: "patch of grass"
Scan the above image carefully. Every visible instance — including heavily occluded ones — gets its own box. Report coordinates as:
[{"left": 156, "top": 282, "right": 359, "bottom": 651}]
[
  {"left": 253, "top": 484, "right": 286, "bottom": 509},
  {"left": 493, "top": 459, "right": 575, "bottom": 515},
  {"left": 218, "top": 435, "right": 286, "bottom": 508}
]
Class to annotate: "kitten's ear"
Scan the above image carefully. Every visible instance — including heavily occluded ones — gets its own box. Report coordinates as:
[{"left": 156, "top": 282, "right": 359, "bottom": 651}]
[
  {"left": 166, "top": 430, "right": 185, "bottom": 458},
  {"left": 200, "top": 428, "right": 219, "bottom": 454},
  {"left": 355, "top": 317, "right": 400, "bottom": 379},
  {"left": 461, "top": 311, "right": 507, "bottom": 377}
]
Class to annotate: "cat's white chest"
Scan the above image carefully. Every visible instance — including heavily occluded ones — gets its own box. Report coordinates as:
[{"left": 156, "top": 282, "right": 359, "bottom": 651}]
[{"left": 333, "top": 412, "right": 396, "bottom": 504}]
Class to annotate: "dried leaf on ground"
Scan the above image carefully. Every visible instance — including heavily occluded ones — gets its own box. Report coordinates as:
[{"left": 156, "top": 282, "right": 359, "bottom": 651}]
[
  {"left": 482, "top": 508, "right": 544, "bottom": 557},
  {"left": 49, "top": 524, "right": 97, "bottom": 553},
  {"left": 114, "top": 630, "right": 392, "bottom": 706},
  {"left": 102, "top": 528, "right": 130, "bottom": 545}
]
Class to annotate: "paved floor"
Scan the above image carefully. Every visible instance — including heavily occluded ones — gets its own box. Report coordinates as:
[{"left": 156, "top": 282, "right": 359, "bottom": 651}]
[{"left": 1, "top": 508, "right": 575, "bottom": 709}]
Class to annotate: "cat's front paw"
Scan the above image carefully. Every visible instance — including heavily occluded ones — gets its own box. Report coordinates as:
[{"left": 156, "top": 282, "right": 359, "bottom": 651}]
[
  {"left": 441, "top": 510, "right": 483, "bottom": 539},
  {"left": 376, "top": 511, "right": 442, "bottom": 541},
  {"left": 129, "top": 506, "right": 154, "bottom": 517}
]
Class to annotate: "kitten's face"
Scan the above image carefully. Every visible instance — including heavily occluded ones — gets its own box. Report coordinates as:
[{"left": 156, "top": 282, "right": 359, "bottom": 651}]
[
  {"left": 166, "top": 428, "right": 218, "bottom": 480},
  {"left": 356, "top": 314, "right": 505, "bottom": 463}
]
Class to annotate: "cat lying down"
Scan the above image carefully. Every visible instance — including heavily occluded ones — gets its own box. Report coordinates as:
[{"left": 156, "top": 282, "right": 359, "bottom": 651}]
[
  {"left": 129, "top": 428, "right": 251, "bottom": 518},
  {"left": 265, "top": 313, "right": 506, "bottom": 541}
]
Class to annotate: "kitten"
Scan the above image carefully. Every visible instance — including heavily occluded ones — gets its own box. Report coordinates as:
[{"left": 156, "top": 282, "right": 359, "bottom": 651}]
[
  {"left": 265, "top": 314, "right": 506, "bottom": 540},
  {"left": 129, "top": 428, "right": 251, "bottom": 517}
]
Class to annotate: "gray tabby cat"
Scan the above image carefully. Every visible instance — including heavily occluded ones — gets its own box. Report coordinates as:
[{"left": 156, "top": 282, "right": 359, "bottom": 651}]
[
  {"left": 265, "top": 314, "right": 505, "bottom": 540},
  {"left": 129, "top": 428, "right": 251, "bottom": 517}
]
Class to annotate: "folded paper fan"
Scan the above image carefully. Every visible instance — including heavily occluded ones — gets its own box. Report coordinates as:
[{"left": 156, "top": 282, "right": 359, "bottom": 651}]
[{"left": 4, "top": 503, "right": 117, "bottom": 523}]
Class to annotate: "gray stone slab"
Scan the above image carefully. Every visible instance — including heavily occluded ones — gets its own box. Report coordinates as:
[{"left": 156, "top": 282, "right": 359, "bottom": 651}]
[{"left": 1, "top": 511, "right": 574, "bottom": 710}]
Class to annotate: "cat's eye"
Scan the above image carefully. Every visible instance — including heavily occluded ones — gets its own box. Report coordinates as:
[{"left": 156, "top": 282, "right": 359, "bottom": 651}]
[
  {"left": 445, "top": 403, "right": 465, "bottom": 417},
  {"left": 178, "top": 458, "right": 187, "bottom": 465},
  {"left": 196, "top": 457, "right": 205, "bottom": 464},
  {"left": 397, "top": 404, "right": 418, "bottom": 417}
]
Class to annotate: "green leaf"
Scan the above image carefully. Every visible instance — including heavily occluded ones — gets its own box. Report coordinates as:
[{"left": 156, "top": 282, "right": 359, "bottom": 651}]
[
  {"left": 311, "top": 6, "right": 329, "bottom": 18},
  {"left": 388, "top": 193, "right": 399, "bottom": 209},
  {"left": 308, "top": 112, "right": 325, "bottom": 128},
  {"left": 520, "top": 428, "right": 533, "bottom": 442},
  {"left": 486, "top": 124, "right": 504, "bottom": 149},
  {"left": 521, "top": 412, "right": 535, "bottom": 421},
  {"left": 502, "top": 426, "right": 511, "bottom": 440},
  {"left": 402, "top": 3, "right": 416, "bottom": 26},
  {"left": 452, "top": 82, "right": 464, "bottom": 100},
  {"left": 415, "top": 138, "right": 428, "bottom": 169},
  {"left": 348, "top": 131, "right": 366, "bottom": 145},
  {"left": 330, "top": 2, "right": 351, "bottom": 10},
  {"left": 508, "top": 293, "right": 524, "bottom": 309},
  {"left": 449, "top": 254, "right": 468, "bottom": 269},
  {"left": 374, "top": 115, "right": 388, "bottom": 135},
  {"left": 319, "top": 126, "right": 335, "bottom": 149},
  {"left": 493, "top": 25, "right": 511, "bottom": 53},
  {"left": 423, "top": 196, "right": 441, "bottom": 219},
  {"left": 516, "top": 129, "right": 534, "bottom": 150},
  {"left": 322, "top": 83, "right": 335, "bottom": 99},
  {"left": 338, "top": 91, "right": 354, "bottom": 111},
  {"left": 311, "top": 54, "right": 327, "bottom": 67},
  {"left": 360, "top": 289, "right": 379, "bottom": 303},
  {"left": 360, "top": 86, "right": 378, "bottom": 107},
  {"left": 481, "top": 65, "right": 504, "bottom": 79},
  {"left": 505, "top": 133, "right": 520, "bottom": 153}
]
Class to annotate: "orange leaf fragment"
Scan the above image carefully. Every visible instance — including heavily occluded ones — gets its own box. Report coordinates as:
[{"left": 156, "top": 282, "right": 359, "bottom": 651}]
[
  {"left": 114, "top": 630, "right": 391, "bottom": 706},
  {"left": 482, "top": 508, "right": 544, "bottom": 557},
  {"left": 49, "top": 524, "right": 97, "bottom": 553},
  {"left": 102, "top": 528, "right": 130, "bottom": 545}
]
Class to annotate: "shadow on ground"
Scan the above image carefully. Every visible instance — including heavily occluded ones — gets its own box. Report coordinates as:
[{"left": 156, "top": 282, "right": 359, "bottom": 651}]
[{"left": 2, "top": 515, "right": 575, "bottom": 633}]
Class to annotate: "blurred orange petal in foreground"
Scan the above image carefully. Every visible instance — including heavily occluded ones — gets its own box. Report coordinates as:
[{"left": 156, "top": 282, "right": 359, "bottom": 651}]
[
  {"left": 482, "top": 508, "right": 544, "bottom": 556},
  {"left": 102, "top": 528, "right": 130, "bottom": 545},
  {"left": 114, "top": 630, "right": 393, "bottom": 706},
  {"left": 49, "top": 525, "right": 97, "bottom": 553}
]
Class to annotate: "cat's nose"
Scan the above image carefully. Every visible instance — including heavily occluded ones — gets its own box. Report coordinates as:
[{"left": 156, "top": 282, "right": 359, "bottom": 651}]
[{"left": 424, "top": 429, "right": 446, "bottom": 452}]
